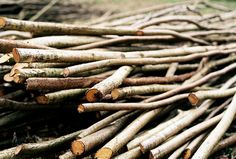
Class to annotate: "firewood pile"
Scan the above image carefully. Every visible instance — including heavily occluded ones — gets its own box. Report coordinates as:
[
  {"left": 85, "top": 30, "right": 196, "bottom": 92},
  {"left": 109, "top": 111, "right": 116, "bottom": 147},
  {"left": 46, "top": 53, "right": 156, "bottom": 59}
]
[{"left": 0, "top": 0, "right": 236, "bottom": 159}]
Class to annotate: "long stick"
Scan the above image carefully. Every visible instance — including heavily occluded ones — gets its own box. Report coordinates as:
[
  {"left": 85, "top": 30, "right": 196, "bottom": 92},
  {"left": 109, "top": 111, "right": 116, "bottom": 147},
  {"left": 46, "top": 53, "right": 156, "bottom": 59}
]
[
  {"left": 111, "top": 84, "right": 179, "bottom": 100},
  {"left": 25, "top": 72, "right": 194, "bottom": 90},
  {"left": 63, "top": 49, "right": 236, "bottom": 76},
  {"left": 12, "top": 48, "right": 132, "bottom": 63},
  {"left": 0, "top": 17, "right": 209, "bottom": 43},
  {"left": 78, "top": 93, "right": 188, "bottom": 112}
]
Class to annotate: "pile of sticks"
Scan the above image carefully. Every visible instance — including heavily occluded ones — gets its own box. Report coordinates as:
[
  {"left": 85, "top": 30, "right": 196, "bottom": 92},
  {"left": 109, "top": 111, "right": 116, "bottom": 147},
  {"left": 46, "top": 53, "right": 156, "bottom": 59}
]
[{"left": 0, "top": 0, "right": 236, "bottom": 159}]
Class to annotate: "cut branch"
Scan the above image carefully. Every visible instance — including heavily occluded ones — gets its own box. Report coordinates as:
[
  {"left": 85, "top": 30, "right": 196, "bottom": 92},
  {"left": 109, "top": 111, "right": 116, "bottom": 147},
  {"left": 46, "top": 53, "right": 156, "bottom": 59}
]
[
  {"left": 188, "top": 87, "right": 236, "bottom": 106},
  {"left": 36, "top": 88, "right": 87, "bottom": 104},
  {"left": 86, "top": 66, "right": 133, "bottom": 102}
]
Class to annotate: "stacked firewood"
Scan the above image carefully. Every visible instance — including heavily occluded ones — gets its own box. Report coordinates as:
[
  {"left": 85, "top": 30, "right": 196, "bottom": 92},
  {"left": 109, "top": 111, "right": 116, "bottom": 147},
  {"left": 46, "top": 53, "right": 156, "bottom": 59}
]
[{"left": 0, "top": 1, "right": 236, "bottom": 159}]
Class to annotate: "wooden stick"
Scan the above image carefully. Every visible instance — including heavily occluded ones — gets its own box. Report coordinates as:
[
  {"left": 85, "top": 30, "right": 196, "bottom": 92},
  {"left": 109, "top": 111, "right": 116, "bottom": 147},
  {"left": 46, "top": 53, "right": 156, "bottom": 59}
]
[
  {"left": 12, "top": 48, "right": 132, "bottom": 63},
  {"left": 69, "top": 36, "right": 174, "bottom": 50},
  {"left": 188, "top": 87, "right": 236, "bottom": 106},
  {"left": 22, "top": 35, "right": 105, "bottom": 48},
  {"left": 0, "top": 17, "right": 150, "bottom": 36},
  {"left": 0, "top": 17, "right": 208, "bottom": 43},
  {"left": 86, "top": 66, "right": 133, "bottom": 102},
  {"left": 25, "top": 71, "right": 195, "bottom": 90},
  {"left": 26, "top": 67, "right": 114, "bottom": 81},
  {"left": 26, "top": 77, "right": 103, "bottom": 90},
  {"left": 0, "top": 39, "right": 53, "bottom": 53},
  {"left": 111, "top": 84, "right": 180, "bottom": 100},
  {"left": 13, "top": 68, "right": 64, "bottom": 83},
  {"left": 0, "top": 30, "right": 32, "bottom": 39},
  {"left": 78, "top": 93, "right": 188, "bottom": 112},
  {"left": 9, "top": 63, "right": 71, "bottom": 78},
  {"left": 63, "top": 49, "right": 236, "bottom": 76},
  {"left": 36, "top": 88, "right": 87, "bottom": 104}
]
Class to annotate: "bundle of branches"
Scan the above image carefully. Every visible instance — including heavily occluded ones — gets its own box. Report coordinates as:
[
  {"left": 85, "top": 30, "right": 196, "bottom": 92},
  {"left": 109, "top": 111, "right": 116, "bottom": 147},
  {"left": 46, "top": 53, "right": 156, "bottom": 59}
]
[{"left": 0, "top": 0, "right": 236, "bottom": 159}]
